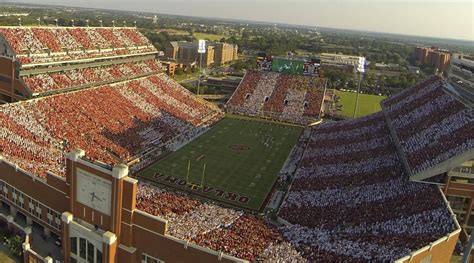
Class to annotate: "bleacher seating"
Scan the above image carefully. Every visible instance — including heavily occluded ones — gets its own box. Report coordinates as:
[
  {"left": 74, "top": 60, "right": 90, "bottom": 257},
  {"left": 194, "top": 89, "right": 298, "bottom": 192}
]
[
  {"left": 21, "top": 59, "right": 162, "bottom": 94},
  {"left": 227, "top": 70, "right": 325, "bottom": 124},
  {"left": 0, "top": 27, "right": 155, "bottom": 65},
  {"left": 278, "top": 111, "right": 457, "bottom": 261},
  {"left": 136, "top": 182, "right": 303, "bottom": 262},
  {"left": 275, "top": 77, "right": 471, "bottom": 261},
  {"left": 0, "top": 73, "right": 222, "bottom": 178},
  {"left": 382, "top": 77, "right": 473, "bottom": 174}
]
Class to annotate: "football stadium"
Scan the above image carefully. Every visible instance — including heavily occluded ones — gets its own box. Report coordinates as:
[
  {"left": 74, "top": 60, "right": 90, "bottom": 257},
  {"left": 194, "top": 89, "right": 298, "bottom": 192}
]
[{"left": 0, "top": 25, "right": 471, "bottom": 263}]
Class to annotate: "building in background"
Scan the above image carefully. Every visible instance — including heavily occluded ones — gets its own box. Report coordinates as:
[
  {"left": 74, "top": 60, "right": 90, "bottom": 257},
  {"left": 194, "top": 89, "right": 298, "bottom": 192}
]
[
  {"left": 414, "top": 46, "right": 451, "bottom": 72},
  {"left": 446, "top": 53, "right": 474, "bottom": 105},
  {"left": 213, "top": 42, "right": 238, "bottom": 65},
  {"left": 165, "top": 41, "right": 237, "bottom": 67}
]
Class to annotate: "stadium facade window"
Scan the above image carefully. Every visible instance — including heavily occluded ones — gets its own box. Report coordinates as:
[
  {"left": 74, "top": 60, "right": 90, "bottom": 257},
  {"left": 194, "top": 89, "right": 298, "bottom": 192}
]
[
  {"left": 3, "top": 181, "right": 61, "bottom": 226},
  {"left": 1, "top": 183, "right": 7, "bottom": 196},
  {"left": 304, "top": 101, "right": 308, "bottom": 107},
  {"left": 47, "top": 208, "right": 61, "bottom": 229},
  {"left": 79, "top": 238, "right": 86, "bottom": 259},
  {"left": 245, "top": 93, "right": 251, "bottom": 99},
  {"left": 421, "top": 255, "right": 432, "bottom": 263},
  {"left": 264, "top": 96, "right": 269, "bottom": 102},
  {"left": 284, "top": 99, "right": 289, "bottom": 106},
  {"left": 71, "top": 237, "right": 77, "bottom": 255},
  {"left": 72, "top": 237, "right": 100, "bottom": 263},
  {"left": 96, "top": 249, "right": 103, "bottom": 263},
  {"left": 141, "top": 253, "right": 164, "bottom": 263}
]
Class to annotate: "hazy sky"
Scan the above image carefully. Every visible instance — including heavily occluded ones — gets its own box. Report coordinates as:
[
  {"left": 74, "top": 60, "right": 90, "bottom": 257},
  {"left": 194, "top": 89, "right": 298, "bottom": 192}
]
[{"left": 7, "top": 0, "right": 474, "bottom": 41}]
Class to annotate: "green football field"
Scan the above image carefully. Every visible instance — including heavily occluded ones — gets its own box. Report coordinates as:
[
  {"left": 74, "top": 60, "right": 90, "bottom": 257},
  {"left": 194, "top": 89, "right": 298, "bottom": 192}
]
[
  {"left": 138, "top": 116, "right": 303, "bottom": 211},
  {"left": 335, "top": 90, "right": 386, "bottom": 118}
]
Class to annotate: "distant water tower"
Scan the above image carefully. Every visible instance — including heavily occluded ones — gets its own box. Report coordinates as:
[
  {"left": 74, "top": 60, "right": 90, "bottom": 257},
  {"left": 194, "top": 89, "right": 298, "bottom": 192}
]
[{"left": 152, "top": 15, "right": 158, "bottom": 24}]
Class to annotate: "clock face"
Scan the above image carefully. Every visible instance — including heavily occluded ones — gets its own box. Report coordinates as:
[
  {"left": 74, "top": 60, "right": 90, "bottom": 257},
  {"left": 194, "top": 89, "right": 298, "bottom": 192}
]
[{"left": 76, "top": 169, "right": 112, "bottom": 216}]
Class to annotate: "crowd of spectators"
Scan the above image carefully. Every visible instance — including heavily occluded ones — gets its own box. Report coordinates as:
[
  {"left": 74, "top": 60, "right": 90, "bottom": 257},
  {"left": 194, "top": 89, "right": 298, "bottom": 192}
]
[
  {"left": 0, "top": 74, "right": 221, "bottom": 178},
  {"left": 381, "top": 78, "right": 473, "bottom": 175},
  {"left": 227, "top": 70, "right": 325, "bottom": 124},
  {"left": 136, "top": 182, "right": 302, "bottom": 262},
  {"left": 21, "top": 59, "right": 163, "bottom": 93},
  {"left": 0, "top": 26, "right": 155, "bottom": 65},
  {"left": 278, "top": 108, "right": 458, "bottom": 261}
]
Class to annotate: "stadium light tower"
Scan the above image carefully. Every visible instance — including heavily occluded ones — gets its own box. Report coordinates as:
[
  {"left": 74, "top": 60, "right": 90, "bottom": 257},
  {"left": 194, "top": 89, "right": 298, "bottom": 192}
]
[
  {"left": 112, "top": 20, "right": 115, "bottom": 27},
  {"left": 71, "top": 19, "right": 75, "bottom": 27},
  {"left": 86, "top": 19, "right": 89, "bottom": 27},
  {"left": 197, "top": 40, "right": 206, "bottom": 95},
  {"left": 37, "top": 17, "right": 41, "bottom": 26},
  {"left": 353, "top": 57, "right": 366, "bottom": 118},
  {"left": 18, "top": 17, "right": 21, "bottom": 27},
  {"left": 54, "top": 18, "right": 58, "bottom": 27},
  {"left": 99, "top": 20, "right": 103, "bottom": 27},
  {"left": 123, "top": 21, "right": 126, "bottom": 27},
  {"left": 134, "top": 21, "right": 137, "bottom": 28}
]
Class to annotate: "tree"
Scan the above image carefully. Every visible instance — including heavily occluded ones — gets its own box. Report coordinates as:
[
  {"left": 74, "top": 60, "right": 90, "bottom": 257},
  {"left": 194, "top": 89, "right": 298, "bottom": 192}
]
[{"left": 4, "top": 235, "right": 24, "bottom": 257}]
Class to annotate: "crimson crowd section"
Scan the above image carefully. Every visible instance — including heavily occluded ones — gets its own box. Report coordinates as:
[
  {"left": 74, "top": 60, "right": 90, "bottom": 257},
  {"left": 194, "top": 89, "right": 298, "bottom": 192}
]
[
  {"left": 0, "top": 73, "right": 222, "bottom": 178},
  {"left": 136, "top": 182, "right": 304, "bottom": 262},
  {"left": 227, "top": 70, "right": 325, "bottom": 124},
  {"left": 0, "top": 27, "right": 155, "bottom": 65},
  {"left": 277, "top": 77, "right": 470, "bottom": 261}
]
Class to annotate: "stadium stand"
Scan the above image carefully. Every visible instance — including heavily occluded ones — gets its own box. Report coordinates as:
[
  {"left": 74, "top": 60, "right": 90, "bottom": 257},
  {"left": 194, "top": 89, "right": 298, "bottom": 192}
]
[
  {"left": 227, "top": 70, "right": 325, "bottom": 124},
  {"left": 21, "top": 59, "right": 162, "bottom": 94},
  {"left": 0, "top": 25, "right": 468, "bottom": 262},
  {"left": 0, "top": 26, "right": 163, "bottom": 100},
  {"left": 0, "top": 26, "right": 155, "bottom": 66},
  {"left": 277, "top": 77, "right": 470, "bottom": 262},
  {"left": 0, "top": 73, "right": 222, "bottom": 179},
  {"left": 382, "top": 77, "right": 473, "bottom": 175},
  {"left": 136, "top": 182, "right": 304, "bottom": 262}
]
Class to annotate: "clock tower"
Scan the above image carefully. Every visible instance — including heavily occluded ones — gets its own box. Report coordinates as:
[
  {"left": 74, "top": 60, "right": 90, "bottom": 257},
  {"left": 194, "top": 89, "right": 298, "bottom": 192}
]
[{"left": 61, "top": 149, "right": 129, "bottom": 263}]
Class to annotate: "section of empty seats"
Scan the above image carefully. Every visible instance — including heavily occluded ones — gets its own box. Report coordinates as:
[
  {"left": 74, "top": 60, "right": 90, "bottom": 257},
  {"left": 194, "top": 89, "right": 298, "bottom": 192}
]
[
  {"left": 278, "top": 111, "right": 457, "bottom": 262},
  {"left": 0, "top": 74, "right": 222, "bottom": 179},
  {"left": 227, "top": 70, "right": 325, "bottom": 124},
  {"left": 0, "top": 27, "right": 156, "bottom": 65},
  {"left": 20, "top": 59, "right": 162, "bottom": 94}
]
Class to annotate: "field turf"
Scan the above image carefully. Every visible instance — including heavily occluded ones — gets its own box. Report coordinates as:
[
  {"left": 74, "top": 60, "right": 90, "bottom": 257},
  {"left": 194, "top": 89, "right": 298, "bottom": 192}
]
[
  {"left": 335, "top": 90, "right": 385, "bottom": 118},
  {"left": 138, "top": 116, "right": 302, "bottom": 210}
]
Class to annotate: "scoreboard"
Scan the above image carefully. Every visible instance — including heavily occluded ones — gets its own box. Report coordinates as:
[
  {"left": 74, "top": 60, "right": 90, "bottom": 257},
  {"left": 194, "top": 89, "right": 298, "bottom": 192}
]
[
  {"left": 256, "top": 54, "right": 321, "bottom": 77},
  {"left": 271, "top": 58, "right": 305, "bottom": 75}
]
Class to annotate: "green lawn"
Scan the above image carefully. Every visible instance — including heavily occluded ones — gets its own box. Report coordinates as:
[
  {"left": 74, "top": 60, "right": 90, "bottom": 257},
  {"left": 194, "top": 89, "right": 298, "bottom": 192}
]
[
  {"left": 138, "top": 117, "right": 302, "bottom": 211},
  {"left": 194, "top": 32, "right": 226, "bottom": 41},
  {"left": 335, "top": 90, "right": 385, "bottom": 118}
]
